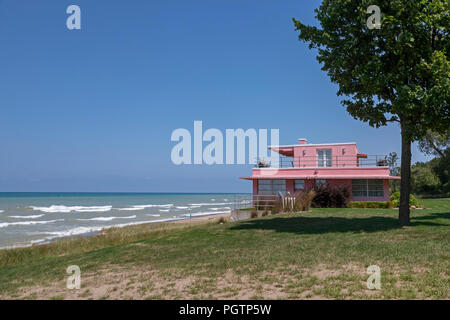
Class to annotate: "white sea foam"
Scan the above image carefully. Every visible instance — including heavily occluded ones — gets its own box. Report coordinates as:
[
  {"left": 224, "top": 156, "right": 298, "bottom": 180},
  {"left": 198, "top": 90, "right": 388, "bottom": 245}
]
[
  {"left": 159, "top": 209, "right": 170, "bottom": 212},
  {"left": 134, "top": 204, "right": 173, "bottom": 208},
  {"left": 117, "top": 207, "right": 145, "bottom": 211},
  {"left": 76, "top": 215, "right": 136, "bottom": 222},
  {"left": 9, "top": 214, "right": 45, "bottom": 219},
  {"left": 31, "top": 205, "right": 112, "bottom": 213},
  {"left": 117, "top": 204, "right": 174, "bottom": 211},
  {"left": 0, "top": 210, "right": 4, "bottom": 213},
  {"left": 0, "top": 219, "right": 64, "bottom": 228},
  {"left": 210, "top": 207, "right": 231, "bottom": 211},
  {"left": 176, "top": 206, "right": 189, "bottom": 209},
  {"left": 189, "top": 202, "right": 231, "bottom": 206},
  {"left": 146, "top": 214, "right": 161, "bottom": 217}
]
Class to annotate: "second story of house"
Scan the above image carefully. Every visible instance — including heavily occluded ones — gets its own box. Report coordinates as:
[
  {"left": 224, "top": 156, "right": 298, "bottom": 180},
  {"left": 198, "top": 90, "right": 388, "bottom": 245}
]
[{"left": 260, "top": 138, "right": 388, "bottom": 169}]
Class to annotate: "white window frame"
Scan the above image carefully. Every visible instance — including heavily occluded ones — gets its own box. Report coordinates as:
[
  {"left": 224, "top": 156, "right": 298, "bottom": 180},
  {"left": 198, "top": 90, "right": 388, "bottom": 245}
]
[
  {"left": 352, "top": 179, "right": 384, "bottom": 197},
  {"left": 294, "top": 179, "right": 305, "bottom": 191},
  {"left": 258, "top": 179, "right": 286, "bottom": 196},
  {"left": 317, "top": 149, "right": 332, "bottom": 167}
]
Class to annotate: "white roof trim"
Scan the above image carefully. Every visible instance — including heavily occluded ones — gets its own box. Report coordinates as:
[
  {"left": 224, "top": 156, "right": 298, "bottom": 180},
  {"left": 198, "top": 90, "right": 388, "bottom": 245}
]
[
  {"left": 269, "top": 142, "right": 357, "bottom": 148},
  {"left": 253, "top": 166, "right": 388, "bottom": 170}
]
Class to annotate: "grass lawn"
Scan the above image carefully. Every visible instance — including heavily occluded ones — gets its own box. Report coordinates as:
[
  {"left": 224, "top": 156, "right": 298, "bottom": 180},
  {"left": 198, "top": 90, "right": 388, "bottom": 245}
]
[{"left": 0, "top": 198, "right": 448, "bottom": 300}]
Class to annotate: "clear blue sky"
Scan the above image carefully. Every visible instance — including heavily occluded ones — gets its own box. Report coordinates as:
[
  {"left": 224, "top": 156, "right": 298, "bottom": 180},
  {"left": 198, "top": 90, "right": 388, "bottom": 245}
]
[{"left": 0, "top": 0, "right": 429, "bottom": 192}]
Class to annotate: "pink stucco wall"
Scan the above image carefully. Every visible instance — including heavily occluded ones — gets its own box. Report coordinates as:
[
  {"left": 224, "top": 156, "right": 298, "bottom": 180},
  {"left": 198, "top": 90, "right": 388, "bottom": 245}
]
[
  {"left": 293, "top": 143, "right": 359, "bottom": 167},
  {"left": 251, "top": 166, "right": 392, "bottom": 179},
  {"left": 247, "top": 140, "right": 397, "bottom": 203}
]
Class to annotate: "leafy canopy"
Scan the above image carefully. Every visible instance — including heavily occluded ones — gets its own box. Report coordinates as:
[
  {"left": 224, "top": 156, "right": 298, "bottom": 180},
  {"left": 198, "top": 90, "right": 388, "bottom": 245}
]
[{"left": 293, "top": 0, "right": 449, "bottom": 141}]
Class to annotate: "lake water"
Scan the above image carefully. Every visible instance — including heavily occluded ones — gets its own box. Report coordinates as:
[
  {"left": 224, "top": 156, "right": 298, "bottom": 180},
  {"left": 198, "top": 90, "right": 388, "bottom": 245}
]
[{"left": 0, "top": 193, "right": 248, "bottom": 249}]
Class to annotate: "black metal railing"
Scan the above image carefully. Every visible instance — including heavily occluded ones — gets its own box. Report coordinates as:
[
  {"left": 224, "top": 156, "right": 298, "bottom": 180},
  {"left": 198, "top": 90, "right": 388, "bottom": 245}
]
[
  {"left": 233, "top": 194, "right": 279, "bottom": 210},
  {"left": 255, "top": 155, "right": 388, "bottom": 168}
]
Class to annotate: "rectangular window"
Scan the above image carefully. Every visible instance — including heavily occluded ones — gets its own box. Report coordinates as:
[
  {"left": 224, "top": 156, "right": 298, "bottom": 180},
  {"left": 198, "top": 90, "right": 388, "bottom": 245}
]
[
  {"left": 315, "top": 179, "right": 326, "bottom": 187},
  {"left": 352, "top": 179, "right": 384, "bottom": 197},
  {"left": 258, "top": 179, "right": 286, "bottom": 195},
  {"left": 294, "top": 179, "right": 305, "bottom": 191},
  {"left": 317, "top": 149, "right": 332, "bottom": 167}
]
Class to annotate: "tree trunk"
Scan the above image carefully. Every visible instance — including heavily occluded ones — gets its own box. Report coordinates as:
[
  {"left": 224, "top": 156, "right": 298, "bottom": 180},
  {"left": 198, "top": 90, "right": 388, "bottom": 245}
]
[{"left": 399, "top": 119, "right": 411, "bottom": 226}]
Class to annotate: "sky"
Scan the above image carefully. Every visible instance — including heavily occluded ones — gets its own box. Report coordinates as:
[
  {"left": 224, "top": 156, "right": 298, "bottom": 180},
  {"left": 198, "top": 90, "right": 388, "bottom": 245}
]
[{"left": 0, "top": 0, "right": 431, "bottom": 193}]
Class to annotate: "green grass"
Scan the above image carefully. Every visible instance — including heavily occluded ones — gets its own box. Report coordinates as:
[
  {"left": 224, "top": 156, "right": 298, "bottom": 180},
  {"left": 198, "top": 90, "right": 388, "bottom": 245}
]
[{"left": 0, "top": 198, "right": 448, "bottom": 299}]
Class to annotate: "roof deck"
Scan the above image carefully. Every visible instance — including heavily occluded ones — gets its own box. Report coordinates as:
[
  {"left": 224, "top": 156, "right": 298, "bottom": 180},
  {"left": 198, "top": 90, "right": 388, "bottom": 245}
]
[
  {"left": 256, "top": 154, "right": 388, "bottom": 169},
  {"left": 259, "top": 139, "right": 388, "bottom": 169}
]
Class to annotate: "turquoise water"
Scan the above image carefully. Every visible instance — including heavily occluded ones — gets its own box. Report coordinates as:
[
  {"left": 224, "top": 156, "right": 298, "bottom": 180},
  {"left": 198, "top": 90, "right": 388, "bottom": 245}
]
[{"left": 0, "top": 193, "right": 247, "bottom": 249}]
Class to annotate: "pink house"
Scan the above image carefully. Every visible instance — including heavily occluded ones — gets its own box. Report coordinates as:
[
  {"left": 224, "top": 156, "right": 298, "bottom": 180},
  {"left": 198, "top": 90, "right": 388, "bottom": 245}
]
[{"left": 240, "top": 138, "right": 400, "bottom": 202}]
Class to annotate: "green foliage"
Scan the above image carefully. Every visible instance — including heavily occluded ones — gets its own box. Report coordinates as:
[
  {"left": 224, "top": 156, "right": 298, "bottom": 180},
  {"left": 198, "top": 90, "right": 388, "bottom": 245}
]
[
  {"left": 390, "top": 192, "right": 420, "bottom": 207},
  {"left": 387, "top": 152, "right": 400, "bottom": 176},
  {"left": 312, "top": 184, "right": 351, "bottom": 208},
  {"left": 412, "top": 163, "right": 441, "bottom": 194},
  {"left": 293, "top": 0, "right": 449, "bottom": 140},
  {"left": 412, "top": 148, "right": 450, "bottom": 194},
  {"left": 418, "top": 130, "right": 450, "bottom": 157},
  {"left": 347, "top": 201, "right": 390, "bottom": 209}
]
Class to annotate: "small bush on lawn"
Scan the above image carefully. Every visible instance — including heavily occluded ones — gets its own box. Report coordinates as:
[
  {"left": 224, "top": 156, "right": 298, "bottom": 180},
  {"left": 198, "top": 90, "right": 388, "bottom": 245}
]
[
  {"left": 217, "top": 217, "right": 228, "bottom": 224},
  {"left": 347, "top": 201, "right": 389, "bottom": 209},
  {"left": 390, "top": 192, "right": 420, "bottom": 207},
  {"left": 250, "top": 210, "right": 258, "bottom": 218},
  {"left": 312, "top": 184, "right": 350, "bottom": 208},
  {"left": 293, "top": 189, "right": 316, "bottom": 212}
]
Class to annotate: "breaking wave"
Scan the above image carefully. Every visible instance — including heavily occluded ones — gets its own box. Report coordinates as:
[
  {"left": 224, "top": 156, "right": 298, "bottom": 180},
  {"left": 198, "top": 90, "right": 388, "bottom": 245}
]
[
  {"left": 9, "top": 214, "right": 45, "bottom": 219},
  {"left": 31, "top": 205, "right": 112, "bottom": 213},
  {"left": 76, "top": 215, "right": 137, "bottom": 222},
  {"left": 0, "top": 219, "right": 64, "bottom": 228}
]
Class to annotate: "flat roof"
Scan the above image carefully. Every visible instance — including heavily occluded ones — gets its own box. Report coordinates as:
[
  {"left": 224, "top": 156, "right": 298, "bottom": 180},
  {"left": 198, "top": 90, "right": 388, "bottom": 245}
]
[
  {"left": 269, "top": 142, "right": 357, "bottom": 148},
  {"left": 240, "top": 176, "right": 400, "bottom": 180}
]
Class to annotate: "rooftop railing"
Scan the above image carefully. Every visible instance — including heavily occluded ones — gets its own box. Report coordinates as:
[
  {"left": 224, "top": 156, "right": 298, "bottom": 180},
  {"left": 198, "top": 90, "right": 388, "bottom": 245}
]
[{"left": 255, "top": 155, "right": 388, "bottom": 169}]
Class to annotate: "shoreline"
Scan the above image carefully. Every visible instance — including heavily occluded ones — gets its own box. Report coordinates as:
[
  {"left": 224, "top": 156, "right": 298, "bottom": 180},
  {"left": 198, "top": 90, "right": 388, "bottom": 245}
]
[{"left": 0, "top": 211, "right": 232, "bottom": 251}]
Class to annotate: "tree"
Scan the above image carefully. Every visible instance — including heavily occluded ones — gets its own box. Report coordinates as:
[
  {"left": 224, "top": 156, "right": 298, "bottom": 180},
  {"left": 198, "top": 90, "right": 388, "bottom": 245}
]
[
  {"left": 387, "top": 152, "right": 400, "bottom": 176},
  {"left": 411, "top": 163, "right": 441, "bottom": 194},
  {"left": 387, "top": 152, "right": 401, "bottom": 192},
  {"left": 418, "top": 130, "right": 450, "bottom": 157},
  {"left": 293, "top": 0, "right": 449, "bottom": 225}
]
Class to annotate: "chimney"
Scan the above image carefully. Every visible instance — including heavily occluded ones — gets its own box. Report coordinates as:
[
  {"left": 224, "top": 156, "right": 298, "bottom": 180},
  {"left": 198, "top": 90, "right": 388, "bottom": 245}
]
[{"left": 298, "top": 138, "right": 308, "bottom": 145}]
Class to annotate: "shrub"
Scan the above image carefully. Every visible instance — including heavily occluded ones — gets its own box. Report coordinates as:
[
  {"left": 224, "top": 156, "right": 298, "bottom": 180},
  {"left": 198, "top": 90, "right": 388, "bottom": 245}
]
[
  {"left": 312, "top": 184, "right": 350, "bottom": 208},
  {"left": 262, "top": 210, "right": 269, "bottom": 217},
  {"left": 217, "top": 217, "right": 228, "bottom": 224},
  {"left": 271, "top": 198, "right": 282, "bottom": 214},
  {"left": 250, "top": 210, "right": 258, "bottom": 218},
  {"left": 293, "top": 190, "right": 316, "bottom": 212},
  {"left": 390, "top": 192, "right": 420, "bottom": 208},
  {"left": 347, "top": 201, "right": 389, "bottom": 209}
]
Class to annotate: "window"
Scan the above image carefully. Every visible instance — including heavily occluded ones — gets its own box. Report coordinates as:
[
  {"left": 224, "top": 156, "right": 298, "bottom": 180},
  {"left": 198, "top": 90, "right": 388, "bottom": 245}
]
[
  {"left": 352, "top": 179, "right": 384, "bottom": 197},
  {"left": 315, "top": 179, "right": 326, "bottom": 187},
  {"left": 317, "top": 149, "right": 332, "bottom": 167},
  {"left": 258, "top": 179, "right": 286, "bottom": 195},
  {"left": 294, "top": 179, "right": 305, "bottom": 191}
]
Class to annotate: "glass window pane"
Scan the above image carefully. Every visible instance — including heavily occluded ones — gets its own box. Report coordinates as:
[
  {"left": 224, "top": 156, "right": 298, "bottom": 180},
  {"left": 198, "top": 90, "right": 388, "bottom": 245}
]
[{"left": 294, "top": 179, "right": 305, "bottom": 190}]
